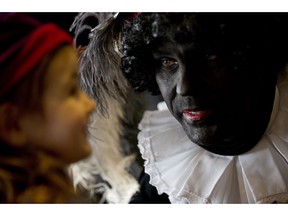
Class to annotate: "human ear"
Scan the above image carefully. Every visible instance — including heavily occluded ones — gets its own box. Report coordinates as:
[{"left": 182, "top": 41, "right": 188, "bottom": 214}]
[{"left": 0, "top": 103, "right": 28, "bottom": 147}]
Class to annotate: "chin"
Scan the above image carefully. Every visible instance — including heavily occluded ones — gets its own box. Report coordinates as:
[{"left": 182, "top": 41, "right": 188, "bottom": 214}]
[
  {"left": 188, "top": 135, "right": 215, "bottom": 147},
  {"left": 79, "top": 144, "right": 92, "bottom": 159},
  {"left": 183, "top": 124, "right": 218, "bottom": 147},
  {"left": 68, "top": 144, "right": 92, "bottom": 163}
]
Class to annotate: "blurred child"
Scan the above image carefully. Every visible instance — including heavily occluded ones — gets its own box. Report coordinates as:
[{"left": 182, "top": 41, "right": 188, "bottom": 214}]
[{"left": 0, "top": 13, "right": 95, "bottom": 203}]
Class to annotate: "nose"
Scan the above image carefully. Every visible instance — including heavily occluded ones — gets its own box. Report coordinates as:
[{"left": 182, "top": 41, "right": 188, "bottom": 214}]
[
  {"left": 82, "top": 92, "right": 96, "bottom": 114},
  {"left": 176, "top": 70, "right": 190, "bottom": 96},
  {"left": 176, "top": 67, "right": 202, "bottom": 97}
]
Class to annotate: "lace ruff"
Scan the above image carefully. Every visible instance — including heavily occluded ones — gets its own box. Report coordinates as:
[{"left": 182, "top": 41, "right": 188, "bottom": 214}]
[{"left": 138, "top": 74, "right": 288, "bottom": 203}]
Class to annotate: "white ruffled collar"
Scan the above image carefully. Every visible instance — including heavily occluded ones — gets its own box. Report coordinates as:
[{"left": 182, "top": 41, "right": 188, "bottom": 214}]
[{"left": 138, "top": 73, "right": 288, "bottom": 203}]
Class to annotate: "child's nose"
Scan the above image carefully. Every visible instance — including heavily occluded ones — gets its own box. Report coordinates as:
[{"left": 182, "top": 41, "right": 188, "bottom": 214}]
[{"left": 82, "top": 93, "right": 96, "bottom": 114}]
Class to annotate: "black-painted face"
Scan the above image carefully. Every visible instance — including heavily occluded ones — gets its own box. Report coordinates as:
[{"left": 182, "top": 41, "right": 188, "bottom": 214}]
[{"left": 153, "top": 37, "right": 277, "bottom": 155}]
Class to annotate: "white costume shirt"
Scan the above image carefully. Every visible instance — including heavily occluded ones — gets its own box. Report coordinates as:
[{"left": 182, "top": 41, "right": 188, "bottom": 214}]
[{"left": 138, "top": 73, "right": 288, "bottom": 203}]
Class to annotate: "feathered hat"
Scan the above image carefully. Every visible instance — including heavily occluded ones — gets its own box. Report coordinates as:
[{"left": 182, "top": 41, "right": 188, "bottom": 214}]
[{"left": 69, "top": 13, "right": 141, "bottom": 203}]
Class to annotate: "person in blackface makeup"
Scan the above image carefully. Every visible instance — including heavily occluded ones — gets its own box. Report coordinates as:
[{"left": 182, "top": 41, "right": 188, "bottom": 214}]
[{"left": 73, "top": 13, "right": 288, "bottom": 203}]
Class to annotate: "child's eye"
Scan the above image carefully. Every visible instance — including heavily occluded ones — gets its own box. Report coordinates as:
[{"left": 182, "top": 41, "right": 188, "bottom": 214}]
[
  {"left": 69, "top": 85, "right": 79, "bottom": 96},
  {"left": 161, "top": 58, "right": 178, "bottom": 69}
]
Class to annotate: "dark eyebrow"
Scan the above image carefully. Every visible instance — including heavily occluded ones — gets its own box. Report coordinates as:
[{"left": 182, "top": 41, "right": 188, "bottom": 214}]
[{"left": 65, "top": 71, "right": 79, "bottom": 90}]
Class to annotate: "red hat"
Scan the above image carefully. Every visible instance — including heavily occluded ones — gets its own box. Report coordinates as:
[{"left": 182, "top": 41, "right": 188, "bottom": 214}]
[{"left": 0, "top": 13, "right": 73, "bottom": 99}]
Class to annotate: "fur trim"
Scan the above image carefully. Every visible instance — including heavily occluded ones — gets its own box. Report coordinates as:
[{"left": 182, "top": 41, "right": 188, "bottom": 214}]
[
  {"left": 70, "top": 98, "right": 139, "bottom": 203},
  {"left": 70, "top": 12, "right": 128, "bottom": 117},
  {"left": 69, "top": 13, "right": 140, "bottom": 203}
]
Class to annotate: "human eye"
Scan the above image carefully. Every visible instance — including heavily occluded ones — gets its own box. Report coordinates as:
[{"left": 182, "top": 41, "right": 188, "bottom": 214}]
[
  {"left": 206, "top": 54, "right": 217, "bottom": 61},
  {"left": 68, "top": 80, "right": 81, "bottom": 97},
  {"left": 69, "top": 85, "right": 79, "bottom": 96},
  {"left": 160, "top": 57, "right": 178, "bottom": 70},
  {"left": 204, "top": 53, "right": 221, "bottom": 68}
]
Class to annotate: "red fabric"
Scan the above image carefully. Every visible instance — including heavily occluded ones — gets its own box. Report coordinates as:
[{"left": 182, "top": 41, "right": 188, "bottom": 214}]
[
  {"left": 0, "top": 22, "right": 73, "bottom": 99},
  {"left": 130, "top": 13, "right": 140, "bottom": 21}
]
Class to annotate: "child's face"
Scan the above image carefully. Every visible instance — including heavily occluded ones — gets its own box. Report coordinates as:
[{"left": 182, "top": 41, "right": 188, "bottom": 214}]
[{"left": 21, "top": 46, "right": 95, "bottom": 163}]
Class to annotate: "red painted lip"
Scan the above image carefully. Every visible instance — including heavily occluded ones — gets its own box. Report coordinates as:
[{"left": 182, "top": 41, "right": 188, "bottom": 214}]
[{"left": 183, "top": 109, "right": 212, "bottom": 121}]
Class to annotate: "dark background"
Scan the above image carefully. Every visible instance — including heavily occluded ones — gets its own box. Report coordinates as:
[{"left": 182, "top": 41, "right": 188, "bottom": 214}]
[{"left": 24, "top": 12, "right": 78, "bottom": 34}]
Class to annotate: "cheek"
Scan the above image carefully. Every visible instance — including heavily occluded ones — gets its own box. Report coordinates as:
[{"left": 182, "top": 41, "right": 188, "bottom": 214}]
[
  {"left": 156, "top": 73, "right": 174, "bottom": 101},
  {"left": 44, "top": 110, "right": 89, "bottom": 158},
  {"left": 50, "top": 110, "right": 83, "bottom": 135},
  {"left": 44, "top": 105, "right": 85, "bottom": 143}
]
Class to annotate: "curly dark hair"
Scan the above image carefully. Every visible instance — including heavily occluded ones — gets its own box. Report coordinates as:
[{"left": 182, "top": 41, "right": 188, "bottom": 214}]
[{"left": 120, "top": 13, "right": 288, "bottom": 95}]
